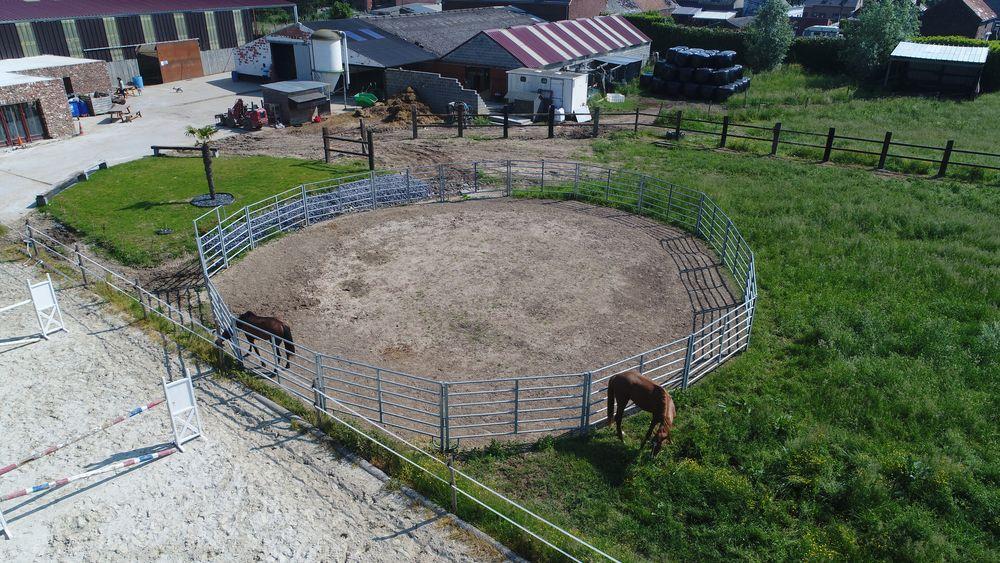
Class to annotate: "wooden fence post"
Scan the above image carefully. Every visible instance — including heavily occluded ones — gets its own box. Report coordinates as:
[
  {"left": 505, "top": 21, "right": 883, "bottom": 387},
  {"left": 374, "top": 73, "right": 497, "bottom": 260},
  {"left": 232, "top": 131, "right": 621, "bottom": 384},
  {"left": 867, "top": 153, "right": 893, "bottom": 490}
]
[
  {"left": 770, "top": 122, "right": 781, "bottom": 155},
  {"left": 822, "top": 127, "right": 836, "bottom": 162},
  {"left": 322, "top": 126, "right": 330, "bottom": 164},
  {"left": 457, "top": 104, "right": 464, "bottom": 138},
  {"left": 937, "top": 140, "right": 954, "bottom": 177},
  {"left": 633, "top": 108, "right": 640, "bottom": 133},
  {"left": 592, "top": 107, "right": 601, "bottom": 137},
  {"left": 366, "top": 129, "right": 374, "bottom": 171},
  {"left": 411, "top": 105, "right": 418, "bottom": 140},
  {"left": 719, "top": 115, "right": 730, "bottom": 148},
  {"left": 878, "top": 131, "right": 892, "bottom": 170},
  {"left": 547, "top": 105, "right": 555, "bottom": 139},
  {"left": 503, "top": 107, "right": 509, "bottom": 139}
]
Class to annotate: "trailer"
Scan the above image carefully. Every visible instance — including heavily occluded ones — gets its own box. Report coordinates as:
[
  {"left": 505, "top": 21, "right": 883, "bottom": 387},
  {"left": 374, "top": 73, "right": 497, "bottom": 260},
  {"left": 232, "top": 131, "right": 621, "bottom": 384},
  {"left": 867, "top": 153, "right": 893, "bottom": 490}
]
[{"left": 505, "top": 68, "right": 591, "bottom": 122}]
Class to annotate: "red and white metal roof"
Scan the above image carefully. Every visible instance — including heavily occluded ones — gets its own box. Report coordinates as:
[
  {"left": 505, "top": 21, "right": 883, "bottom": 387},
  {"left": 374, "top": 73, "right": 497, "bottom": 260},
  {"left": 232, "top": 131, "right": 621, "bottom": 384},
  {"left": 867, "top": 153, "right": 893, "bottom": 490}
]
[{"left": 482, "top": 15, "right": 650, "bottom": 68}]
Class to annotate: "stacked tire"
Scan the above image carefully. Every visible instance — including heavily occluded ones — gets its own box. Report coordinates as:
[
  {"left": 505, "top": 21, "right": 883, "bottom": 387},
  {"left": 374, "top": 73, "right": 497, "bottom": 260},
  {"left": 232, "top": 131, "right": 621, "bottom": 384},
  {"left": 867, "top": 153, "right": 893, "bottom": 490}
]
[{"left": 651, "top": 46, "right": 751, "bottom": 102}]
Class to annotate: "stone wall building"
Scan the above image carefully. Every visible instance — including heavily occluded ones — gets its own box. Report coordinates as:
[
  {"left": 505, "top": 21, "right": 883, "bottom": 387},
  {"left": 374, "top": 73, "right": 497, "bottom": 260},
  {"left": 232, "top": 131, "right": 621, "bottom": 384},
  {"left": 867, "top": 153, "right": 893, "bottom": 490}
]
[{"left": 0, "top": 55, "right": 111, "bottom": 145}]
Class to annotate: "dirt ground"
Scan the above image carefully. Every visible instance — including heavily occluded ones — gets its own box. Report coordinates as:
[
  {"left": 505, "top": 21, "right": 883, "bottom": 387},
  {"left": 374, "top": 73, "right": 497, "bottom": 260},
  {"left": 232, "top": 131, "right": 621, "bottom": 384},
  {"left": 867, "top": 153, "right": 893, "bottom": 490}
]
[
  {"left": 213, "top": 198, "right": 701, "bottom": 380},
  {"left": 0, "top": 257, "right": 507, "bottom": 561}
]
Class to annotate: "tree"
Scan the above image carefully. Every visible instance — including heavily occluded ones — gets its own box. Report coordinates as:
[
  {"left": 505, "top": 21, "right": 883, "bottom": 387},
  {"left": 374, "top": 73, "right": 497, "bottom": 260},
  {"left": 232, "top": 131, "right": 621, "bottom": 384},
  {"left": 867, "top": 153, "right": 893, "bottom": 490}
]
[
  {"left": 328, "top": 1, "right": 353, "bottom": 19},
  {"left": 841, "top": 0, "right": 920, "bottom": 79},
  {"left": 186, "top": 125, "right": 220, "bottom": 201},
  {"left": 746, "top": 0, "right": 794, "bottom": 72}
]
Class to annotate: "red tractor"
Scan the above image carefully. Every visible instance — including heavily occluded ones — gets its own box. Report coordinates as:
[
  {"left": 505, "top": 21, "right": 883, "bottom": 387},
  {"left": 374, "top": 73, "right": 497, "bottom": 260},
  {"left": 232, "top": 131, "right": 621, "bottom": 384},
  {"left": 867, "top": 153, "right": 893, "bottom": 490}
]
[{"left": 217, "top": 98, "right": 268, "bottom": 130}]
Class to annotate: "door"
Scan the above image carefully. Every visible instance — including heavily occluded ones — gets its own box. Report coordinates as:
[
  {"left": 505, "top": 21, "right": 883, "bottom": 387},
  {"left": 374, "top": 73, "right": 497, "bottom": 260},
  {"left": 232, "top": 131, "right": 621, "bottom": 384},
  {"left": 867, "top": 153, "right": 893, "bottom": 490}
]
[
  {"left": 270, "top": 43, "right": 296, "bottom": 82},
  {"left": 1, "top": 102, "right": 45, "bottom": 145}
]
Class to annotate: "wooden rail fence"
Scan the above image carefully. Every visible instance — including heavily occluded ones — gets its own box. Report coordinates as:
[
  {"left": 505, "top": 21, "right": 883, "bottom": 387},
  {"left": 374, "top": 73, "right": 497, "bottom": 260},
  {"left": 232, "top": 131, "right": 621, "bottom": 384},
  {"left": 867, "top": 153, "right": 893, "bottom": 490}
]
[{"left": 403, "top": 105, "right": 999, "bottom": 179}]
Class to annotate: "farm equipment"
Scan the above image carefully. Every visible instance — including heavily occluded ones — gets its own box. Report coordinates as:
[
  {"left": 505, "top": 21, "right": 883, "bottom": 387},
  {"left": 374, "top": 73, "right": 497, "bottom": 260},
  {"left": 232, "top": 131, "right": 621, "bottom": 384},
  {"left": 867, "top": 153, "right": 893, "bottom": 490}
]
[{"left": 217, "top": 98, "right": 268, "bottom": 130}]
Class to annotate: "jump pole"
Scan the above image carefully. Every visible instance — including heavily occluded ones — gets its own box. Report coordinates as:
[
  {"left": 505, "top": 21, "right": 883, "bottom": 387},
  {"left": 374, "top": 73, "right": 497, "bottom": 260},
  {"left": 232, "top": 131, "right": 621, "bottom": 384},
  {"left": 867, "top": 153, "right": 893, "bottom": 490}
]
[
  {"left": 0, "top": 400, "right": 164, "bottom": 478},
  {"left": 0, "top": 448, "right": 177, "bottom": 539}
]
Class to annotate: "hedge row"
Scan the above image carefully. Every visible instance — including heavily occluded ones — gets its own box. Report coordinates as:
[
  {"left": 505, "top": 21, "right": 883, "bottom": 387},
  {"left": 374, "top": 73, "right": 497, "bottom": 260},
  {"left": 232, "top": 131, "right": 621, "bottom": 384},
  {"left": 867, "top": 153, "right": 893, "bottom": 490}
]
[
  {"left": 625, "top": 13, "right": 748, "bottom": 63},
  {"left": 910, "top": 36, "right": 1000, "bottom": 92},
  {"left": 787, "top": 37, "right": 848, "bottom": 74}
]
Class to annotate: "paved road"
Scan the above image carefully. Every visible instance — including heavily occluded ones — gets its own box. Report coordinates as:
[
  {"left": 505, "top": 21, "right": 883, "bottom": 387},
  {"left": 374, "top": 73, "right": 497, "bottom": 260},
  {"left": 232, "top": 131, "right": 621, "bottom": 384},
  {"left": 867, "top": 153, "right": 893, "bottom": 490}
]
[{"left": 0, "top": 74, "right": 263, "bottom": 225}]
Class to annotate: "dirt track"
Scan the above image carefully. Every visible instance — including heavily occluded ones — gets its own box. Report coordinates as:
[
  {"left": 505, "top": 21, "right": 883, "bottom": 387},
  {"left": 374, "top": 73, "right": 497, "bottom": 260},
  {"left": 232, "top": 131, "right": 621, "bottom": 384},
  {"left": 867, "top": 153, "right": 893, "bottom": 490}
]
[{"left": 213, "top": 198, "right": 703, "bottom": 380}]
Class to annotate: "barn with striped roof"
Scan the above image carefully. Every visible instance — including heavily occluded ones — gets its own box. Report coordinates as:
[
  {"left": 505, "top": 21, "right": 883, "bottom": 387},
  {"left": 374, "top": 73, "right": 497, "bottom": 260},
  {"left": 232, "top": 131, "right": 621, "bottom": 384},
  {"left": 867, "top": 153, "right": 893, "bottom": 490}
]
[{"left": 439, "top": 15, "right": 650, "bottom": 94}]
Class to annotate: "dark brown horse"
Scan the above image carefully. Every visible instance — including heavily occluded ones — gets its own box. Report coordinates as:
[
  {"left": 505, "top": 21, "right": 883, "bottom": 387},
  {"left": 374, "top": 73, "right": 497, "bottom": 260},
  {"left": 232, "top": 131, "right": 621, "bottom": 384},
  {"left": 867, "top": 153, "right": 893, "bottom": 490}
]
[
  {"left": 606, "top": 369, "right": 676, "bottom": 456},
  {"left": 228, "top": 311, "right": 295, "bottom": 369}
]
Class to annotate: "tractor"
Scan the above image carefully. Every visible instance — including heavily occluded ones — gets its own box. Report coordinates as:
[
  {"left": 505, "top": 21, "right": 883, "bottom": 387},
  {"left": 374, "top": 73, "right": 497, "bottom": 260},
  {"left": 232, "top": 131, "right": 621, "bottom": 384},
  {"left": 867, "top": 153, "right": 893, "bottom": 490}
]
[{"left": 217, "top": 98, "right": 268, "bottom": 130}]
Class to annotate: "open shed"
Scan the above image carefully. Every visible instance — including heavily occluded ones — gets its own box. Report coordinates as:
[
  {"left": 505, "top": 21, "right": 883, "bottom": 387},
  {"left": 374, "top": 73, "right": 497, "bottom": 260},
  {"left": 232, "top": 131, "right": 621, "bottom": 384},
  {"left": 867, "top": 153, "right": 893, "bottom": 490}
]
[{"left": 884, "top": 41, "right": 990, "bottom": 98}]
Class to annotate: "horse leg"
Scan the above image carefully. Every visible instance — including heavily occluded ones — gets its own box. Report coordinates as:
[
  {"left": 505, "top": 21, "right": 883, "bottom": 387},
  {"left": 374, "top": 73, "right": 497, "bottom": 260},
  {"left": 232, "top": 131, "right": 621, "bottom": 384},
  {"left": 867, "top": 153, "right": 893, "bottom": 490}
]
[
  {"left": 615, "top": 397, "right": 627, "bottom": 441},
  {"left": 248, "top": 337, "right": 264, "bottom": 366},
  {"left": 640, "top": 420, "right": 658, "bottom": 452}
]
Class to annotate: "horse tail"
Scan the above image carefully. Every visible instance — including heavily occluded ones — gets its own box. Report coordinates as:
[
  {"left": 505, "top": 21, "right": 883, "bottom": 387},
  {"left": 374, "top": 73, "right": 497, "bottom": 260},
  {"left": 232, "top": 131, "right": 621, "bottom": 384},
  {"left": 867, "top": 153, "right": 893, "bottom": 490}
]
[
  {"left": 282, "top": 324, "right": 295, "bottom": 356},
  {"left": 606, "top": 375, "right": 616, "bottom": 424}
]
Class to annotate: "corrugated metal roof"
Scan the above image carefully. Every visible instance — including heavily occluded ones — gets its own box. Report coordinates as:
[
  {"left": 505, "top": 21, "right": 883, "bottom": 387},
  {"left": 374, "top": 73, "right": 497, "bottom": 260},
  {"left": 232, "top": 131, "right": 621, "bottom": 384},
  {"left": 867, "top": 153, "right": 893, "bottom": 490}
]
[
  {"left": 890, "top": 41, "right": 990, "bottom": 65},
  {"left": 481, "top": 15, "right": 650, "bottom": 68},
  {"left": 363, "top": 7, "right": 542, "bottom": 57},
  {"left": 305, "top": 19, "right": 436, "bottom": 68},
  {"left": 0, "top": 0, "right": 294, "bottom": 23}
]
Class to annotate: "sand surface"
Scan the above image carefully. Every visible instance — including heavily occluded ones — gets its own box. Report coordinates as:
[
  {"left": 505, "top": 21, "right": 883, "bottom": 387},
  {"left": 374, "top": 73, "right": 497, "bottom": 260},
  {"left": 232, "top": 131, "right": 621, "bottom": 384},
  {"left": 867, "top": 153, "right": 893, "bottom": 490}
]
[
  {"left": 214, "top": 198, "right": 701, "bottom": 380},
  {"left": 0, "top": 258, "right": 506, "bottom": 562}
]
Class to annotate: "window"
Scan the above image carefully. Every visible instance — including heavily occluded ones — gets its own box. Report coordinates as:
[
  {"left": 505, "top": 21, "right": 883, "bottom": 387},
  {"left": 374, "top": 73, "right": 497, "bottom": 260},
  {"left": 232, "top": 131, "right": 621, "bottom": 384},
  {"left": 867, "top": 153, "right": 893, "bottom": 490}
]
[
  {"left": 1, "top": 102, "right": 46, "bottom": 146},
  {"left": 541, "top": 77, "right": 548, "bottom": 84}
]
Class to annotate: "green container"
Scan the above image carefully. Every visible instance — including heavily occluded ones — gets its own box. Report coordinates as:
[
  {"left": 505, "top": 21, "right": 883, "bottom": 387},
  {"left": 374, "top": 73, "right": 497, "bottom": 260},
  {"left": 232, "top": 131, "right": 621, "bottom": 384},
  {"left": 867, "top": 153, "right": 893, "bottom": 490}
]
[{"left": 354, "top": 92, "right": 378, "bottom": 107}]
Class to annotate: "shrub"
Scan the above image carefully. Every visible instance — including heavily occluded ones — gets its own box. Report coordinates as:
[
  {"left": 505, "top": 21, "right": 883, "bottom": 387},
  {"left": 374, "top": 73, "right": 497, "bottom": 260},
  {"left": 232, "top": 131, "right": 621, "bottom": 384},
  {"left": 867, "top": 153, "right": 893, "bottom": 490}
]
[
  {"left": 911, "top": 36, "right": 1000, "bottom": 92},
  {"left": 625, "top": 13, "right": 748, "bottom": 61},
  {"left": 789, "top": 37, "right": 849, "bottom": 74},
  {"left": 746, "top": 0, "right": 794, "bottom": 71}
]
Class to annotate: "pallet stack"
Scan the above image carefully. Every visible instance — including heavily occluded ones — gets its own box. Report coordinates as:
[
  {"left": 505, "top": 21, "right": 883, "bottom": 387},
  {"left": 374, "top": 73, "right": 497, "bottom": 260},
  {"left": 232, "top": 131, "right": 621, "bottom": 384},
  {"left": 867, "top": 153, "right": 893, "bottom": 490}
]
[{"left": 645, "top": 46, "right": 751, "bottom": 102}]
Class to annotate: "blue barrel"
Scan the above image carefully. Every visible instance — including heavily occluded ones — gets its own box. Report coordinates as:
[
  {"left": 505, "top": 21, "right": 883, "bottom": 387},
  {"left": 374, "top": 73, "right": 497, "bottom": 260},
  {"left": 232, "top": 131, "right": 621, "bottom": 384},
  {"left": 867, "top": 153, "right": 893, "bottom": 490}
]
[
  {"left": 132, "top": 75, "right": 144, "bottom": 89},
  {"left": 69, "top": 99, "right": 83, "bottom": 117}
]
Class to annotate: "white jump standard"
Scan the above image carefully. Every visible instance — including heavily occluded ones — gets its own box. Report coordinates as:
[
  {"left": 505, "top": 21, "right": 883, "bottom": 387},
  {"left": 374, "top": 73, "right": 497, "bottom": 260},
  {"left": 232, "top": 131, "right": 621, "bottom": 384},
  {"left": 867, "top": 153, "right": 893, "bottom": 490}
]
[{"left": 0, "top": 274, "right": 66, "bottom": 346}]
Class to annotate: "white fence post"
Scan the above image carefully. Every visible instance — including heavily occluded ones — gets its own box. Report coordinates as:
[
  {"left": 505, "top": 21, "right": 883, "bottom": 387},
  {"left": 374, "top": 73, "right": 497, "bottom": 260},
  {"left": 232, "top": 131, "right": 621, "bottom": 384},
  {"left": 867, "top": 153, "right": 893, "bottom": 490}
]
[
  {"left": 513, "top": 379, "right": 520, "bottom": 434},
  {"left": 637, "top": 178, "right": 645, "bottom": 214},
  {"left": 245, "top": 206, "right": 256, "bottom": 249},
  {"left": 438, "top": 164, "right": 446, "bottom": 203},
  {"left": 301, "top": 184, "right": 310, "bottom": 226},
  {"left": 505, "top": 160, "right": 512, "bottom": 196},
  {"left": 370, "top": 171, "right": 377, "bottom": 209},
  {"left": 439, "top": 384, "right": 447, "bottom": 452},
  {"left": 579, "top": 372, "right": 592, "bottom": 431},
  {"left": 215, "top": 206, "right": 229, "bottom": 269},
  {"left": 473, "top": 161, "right": 479, "bottom": 193},
  {"left": 314, "top": 353, "right": 325, "bottom": 414},
  {"left": 573, "top": 163, "right": 580, "bottom": 197},
  {"left": 376, "top": 368, "right": 384, "bottom": 424}
]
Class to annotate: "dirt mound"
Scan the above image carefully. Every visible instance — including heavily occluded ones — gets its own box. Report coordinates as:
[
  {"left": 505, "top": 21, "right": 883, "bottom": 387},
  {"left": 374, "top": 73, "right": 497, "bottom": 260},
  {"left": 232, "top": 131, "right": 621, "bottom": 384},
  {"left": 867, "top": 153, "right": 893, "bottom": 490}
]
[{"left": 354, "top": 87, "right": 441, "bottom": 125}]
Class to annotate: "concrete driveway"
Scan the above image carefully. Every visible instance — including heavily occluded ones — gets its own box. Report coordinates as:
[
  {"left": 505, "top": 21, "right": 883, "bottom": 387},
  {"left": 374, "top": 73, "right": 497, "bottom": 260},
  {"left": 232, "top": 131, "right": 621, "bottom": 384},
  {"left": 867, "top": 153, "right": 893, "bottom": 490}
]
[{"left": 0, "top": 74, "right": 264, "bottom": 225}]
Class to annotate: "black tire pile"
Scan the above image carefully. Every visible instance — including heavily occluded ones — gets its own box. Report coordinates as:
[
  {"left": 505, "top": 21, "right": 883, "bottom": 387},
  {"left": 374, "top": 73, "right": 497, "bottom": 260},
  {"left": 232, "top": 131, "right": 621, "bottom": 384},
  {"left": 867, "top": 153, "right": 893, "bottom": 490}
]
[{"left": 642, "top": 46, "right": 751, "bottom": 102}]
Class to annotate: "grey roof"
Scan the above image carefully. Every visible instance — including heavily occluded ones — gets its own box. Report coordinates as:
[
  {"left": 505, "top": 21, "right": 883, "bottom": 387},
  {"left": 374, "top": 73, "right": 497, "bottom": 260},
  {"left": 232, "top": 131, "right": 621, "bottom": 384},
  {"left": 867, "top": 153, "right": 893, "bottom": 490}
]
[
  {"left": 305, "top": 19, "right": 436, "bottom": 68},
  {"left": 262, "top": 80, "right": 329, "bottom": 93},
  {"left": 890, "top": 41, "right": 990, "bottom": 65},
  {"left": 671, "top": 6, "right": 703, "bottom": 14},
  {"left": 362, "top": 6, "right": 543, "bottom": 57}
]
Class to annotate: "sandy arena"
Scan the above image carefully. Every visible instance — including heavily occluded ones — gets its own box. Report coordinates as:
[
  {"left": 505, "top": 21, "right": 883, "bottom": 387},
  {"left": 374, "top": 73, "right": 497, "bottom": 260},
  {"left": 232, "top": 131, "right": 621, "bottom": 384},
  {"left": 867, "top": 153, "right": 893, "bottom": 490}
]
[
  {"left": 0, "top": 258, "right": 507, "bottom": 561},
  {"left": 214, "top": 198, "right": 711, "bottom": 380}
]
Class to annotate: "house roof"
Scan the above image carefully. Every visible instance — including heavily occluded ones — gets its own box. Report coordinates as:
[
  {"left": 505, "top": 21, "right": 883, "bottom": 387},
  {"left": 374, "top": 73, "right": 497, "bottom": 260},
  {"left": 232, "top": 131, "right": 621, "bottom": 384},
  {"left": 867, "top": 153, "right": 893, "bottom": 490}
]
[
  {"left": 802, "top": 0, "right": 861, "bottom": 8},
  {"left": 477, "top": 15, "right": 650, "bottom": 68},
  {"left": 362, "top": 6, "right": 542, "bottom": 57},
  {"left": 671, "top": 6, "right": 704, "bottom": 14},
  {"left": 0, "top": 55, "right": 103, "bottom": 88},
  {"left": 305, "top": 19, "right": 437, "bottom": 67},
  {"left": 692, "top": 10, "right": 737, "bottom": 19},
  {"left": 956, "top": 0, "right": 998, "bottom": 21},
  {"left": 890, "top": 41, "right": 989, "bottom": 65},
  {"left": 0, "top": 0, "right": 294, "bottom": 23}
]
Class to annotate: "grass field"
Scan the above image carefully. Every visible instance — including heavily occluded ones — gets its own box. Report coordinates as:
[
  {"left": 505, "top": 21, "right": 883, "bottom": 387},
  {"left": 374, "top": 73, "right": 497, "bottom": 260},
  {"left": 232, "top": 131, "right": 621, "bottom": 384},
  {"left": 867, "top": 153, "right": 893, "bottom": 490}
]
[
  {"left": 45, "top": 156, "right": 366, "bottom": 267},
  {"left": 37, "top": 105, "right": 999, "bottom": 559},
  {"left": 655, "top": 66, "right": 1000, "bottom": 181},
  {"left": 451, "top": 136, "right": 999, "bottom": 561}
]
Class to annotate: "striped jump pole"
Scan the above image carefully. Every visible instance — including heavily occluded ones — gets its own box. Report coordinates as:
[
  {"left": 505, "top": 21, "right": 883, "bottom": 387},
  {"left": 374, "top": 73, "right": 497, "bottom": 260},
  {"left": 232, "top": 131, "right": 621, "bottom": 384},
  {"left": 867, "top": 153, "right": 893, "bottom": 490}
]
[
  {"left": 0, "top": 400, "right": 164, "bottom": 478},
  {"left": 0, "top": 447, "right": 176, "bottom": 540}
]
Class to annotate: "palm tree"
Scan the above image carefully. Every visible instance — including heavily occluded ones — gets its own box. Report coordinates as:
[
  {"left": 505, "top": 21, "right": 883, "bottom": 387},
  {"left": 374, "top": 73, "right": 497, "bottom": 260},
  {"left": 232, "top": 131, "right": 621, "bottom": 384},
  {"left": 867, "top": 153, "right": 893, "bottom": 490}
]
[{"left": 186, "top": 125, "right": 219, "bottom": 200}]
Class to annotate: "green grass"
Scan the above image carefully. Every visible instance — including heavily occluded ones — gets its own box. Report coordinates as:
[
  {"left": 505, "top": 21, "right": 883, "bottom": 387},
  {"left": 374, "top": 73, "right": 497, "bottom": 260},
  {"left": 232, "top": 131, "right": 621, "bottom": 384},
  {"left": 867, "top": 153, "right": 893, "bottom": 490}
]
[
  {"left": 659, "top": 65, "right": 1000, "bottom": 180},
  {"left": 44, "top": 156, "right": 367, "bottom": 267},
  {"left": 455, "top": 137, "right": 1000, "bottom": 561}
]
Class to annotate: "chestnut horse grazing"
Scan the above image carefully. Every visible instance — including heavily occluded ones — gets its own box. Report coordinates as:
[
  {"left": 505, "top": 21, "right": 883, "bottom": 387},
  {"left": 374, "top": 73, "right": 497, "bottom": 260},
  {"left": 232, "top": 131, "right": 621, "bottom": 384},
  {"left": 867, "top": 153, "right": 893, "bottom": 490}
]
[
  {"left": 231, "top": 311, "right": 295, "bottom": 369},
  {"left": 606, "top": 369, "right": 676, "bottom": 455}
]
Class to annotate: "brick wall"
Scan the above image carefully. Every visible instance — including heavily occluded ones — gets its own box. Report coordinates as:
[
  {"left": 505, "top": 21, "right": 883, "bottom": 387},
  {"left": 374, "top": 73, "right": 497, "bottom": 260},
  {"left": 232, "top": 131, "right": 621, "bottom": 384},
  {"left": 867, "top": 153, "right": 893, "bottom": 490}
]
[
  {"left": 0, "top": 78, "right": 75, "bottom": 140},
  {"left": 385, "top": 68, "right": 488, "bottom": 114},
  {"left": 17, "top": 61, "right": 113, "bottom": 94}
]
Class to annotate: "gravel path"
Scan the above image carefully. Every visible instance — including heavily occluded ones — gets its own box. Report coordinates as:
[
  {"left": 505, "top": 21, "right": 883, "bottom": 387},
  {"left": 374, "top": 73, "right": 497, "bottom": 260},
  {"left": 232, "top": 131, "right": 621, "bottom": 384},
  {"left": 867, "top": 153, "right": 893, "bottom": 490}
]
[{"left": 0, "top": 258, "right": 507, "bottom": 562}]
